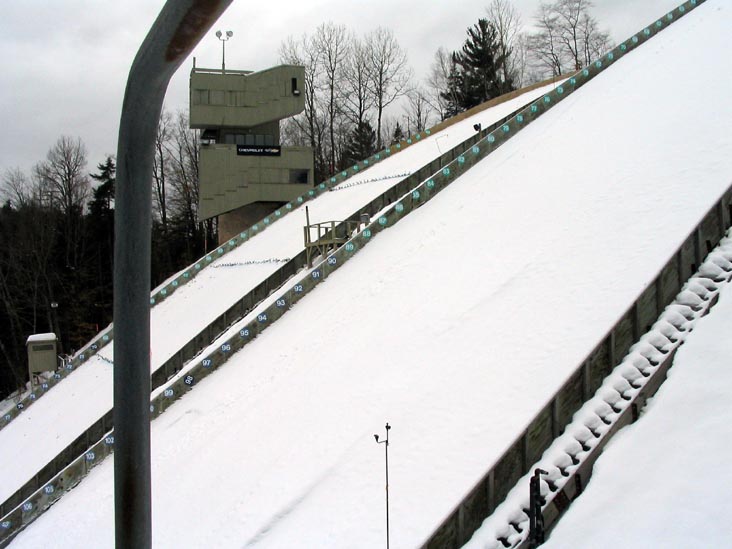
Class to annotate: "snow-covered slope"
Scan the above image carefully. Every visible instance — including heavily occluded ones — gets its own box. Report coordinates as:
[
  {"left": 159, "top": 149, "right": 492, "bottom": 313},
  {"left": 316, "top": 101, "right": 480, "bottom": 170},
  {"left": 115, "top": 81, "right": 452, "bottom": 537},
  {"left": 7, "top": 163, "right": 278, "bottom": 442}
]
[
  {"left": 10, "top": 1, "right": 732, "bottom": 547},
  {"left": 0, "top": 84, "right": 555, "bottom": 506},
  {"left": 542, "top": 272, "right": 732, "bottom": 549}
]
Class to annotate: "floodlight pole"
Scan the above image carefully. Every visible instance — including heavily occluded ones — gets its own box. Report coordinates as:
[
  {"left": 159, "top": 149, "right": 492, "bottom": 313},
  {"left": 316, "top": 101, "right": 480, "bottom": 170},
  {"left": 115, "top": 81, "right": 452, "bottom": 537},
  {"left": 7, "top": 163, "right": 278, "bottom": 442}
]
[
  {"left": 216, "top": 29, "right": 233, "bottom": 73},
  {"left": 374, "top": 423, "right": 391, "bottom": 549},
  {"left": 113, "top": 2, "right": 231, "bottom": 548}
]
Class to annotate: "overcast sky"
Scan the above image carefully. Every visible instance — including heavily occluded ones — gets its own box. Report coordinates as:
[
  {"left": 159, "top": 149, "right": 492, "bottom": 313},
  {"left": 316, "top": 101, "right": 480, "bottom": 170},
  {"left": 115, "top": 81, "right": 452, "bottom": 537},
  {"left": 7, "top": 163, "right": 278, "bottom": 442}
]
[{"left": 0, "top": 0, "right": 683, "bottom": 177}]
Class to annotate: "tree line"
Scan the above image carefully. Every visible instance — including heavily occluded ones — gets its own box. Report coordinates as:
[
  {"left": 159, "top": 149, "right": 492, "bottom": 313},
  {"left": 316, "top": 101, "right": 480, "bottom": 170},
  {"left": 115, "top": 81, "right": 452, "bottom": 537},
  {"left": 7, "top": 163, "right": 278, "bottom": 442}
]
[
  {"left": 281, "top": 0, "right": 610, "bottom": 181},
  {"left": 0, "top": 0, "right": 611, "bottom": 400},
  {"left": 0, "top": 111, "right": 213, "bottom": 399}
]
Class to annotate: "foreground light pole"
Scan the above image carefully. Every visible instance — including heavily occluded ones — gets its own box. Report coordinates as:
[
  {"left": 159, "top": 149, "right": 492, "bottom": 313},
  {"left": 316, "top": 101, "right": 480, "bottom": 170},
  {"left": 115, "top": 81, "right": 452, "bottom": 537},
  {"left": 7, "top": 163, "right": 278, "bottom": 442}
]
[
  {"left": 215, "top": 29, "right": 233, "bottom": 72},
  {"left": 114, "top": 2, "right": 231, "bottom": 547},
  {"left": 374, "top": 423, "right": 391, "bottom": 549}
]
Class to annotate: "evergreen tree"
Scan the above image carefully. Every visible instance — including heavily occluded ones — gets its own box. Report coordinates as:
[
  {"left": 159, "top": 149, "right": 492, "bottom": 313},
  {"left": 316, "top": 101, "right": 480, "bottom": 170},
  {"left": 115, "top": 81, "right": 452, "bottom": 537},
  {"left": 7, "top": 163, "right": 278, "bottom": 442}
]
[
  {"left": 391, "top": 122, "right": 405, "bottom": 145},
  {"left": 451, "top": 18, "right": 515, "bottom": 111},
  {"left": 340, "top": 121, "right": 377, "bottom": 168},
  {"left": 440, "top": 60, "right": 466, "bottom": 119},
  {"left": 87, "top": 156, "right": 116, "bottom": 332},
  {"left": 89, "top": 156, "right": 115, "bottom": 216}
]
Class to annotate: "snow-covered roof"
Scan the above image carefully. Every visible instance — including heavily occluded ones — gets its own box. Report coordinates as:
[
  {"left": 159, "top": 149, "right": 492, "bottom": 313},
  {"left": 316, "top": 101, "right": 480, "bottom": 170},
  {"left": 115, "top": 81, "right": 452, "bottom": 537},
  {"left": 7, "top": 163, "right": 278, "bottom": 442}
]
[{"left": 25, "top": 333, "right": 56, "bottom": 345}]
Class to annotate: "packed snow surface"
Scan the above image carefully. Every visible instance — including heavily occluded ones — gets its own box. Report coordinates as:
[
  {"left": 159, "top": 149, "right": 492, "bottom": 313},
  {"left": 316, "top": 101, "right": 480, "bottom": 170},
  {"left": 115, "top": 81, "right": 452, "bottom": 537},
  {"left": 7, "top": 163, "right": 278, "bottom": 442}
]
[
  {"left": 0, "top": 83, "right": 555, "bottom": 506},
  {"left": 542, "top": 278, "right": 732, "bottom": 549},
  {"left": 10, "top": 1, "right": 732, "bottom": 547}
]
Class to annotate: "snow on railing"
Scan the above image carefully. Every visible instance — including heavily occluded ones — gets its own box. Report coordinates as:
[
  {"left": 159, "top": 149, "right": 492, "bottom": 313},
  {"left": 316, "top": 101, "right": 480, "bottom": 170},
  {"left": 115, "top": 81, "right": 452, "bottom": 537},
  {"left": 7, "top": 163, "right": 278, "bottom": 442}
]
[{"left": 464, "top": 230, "right": 732, "bottom": 549}]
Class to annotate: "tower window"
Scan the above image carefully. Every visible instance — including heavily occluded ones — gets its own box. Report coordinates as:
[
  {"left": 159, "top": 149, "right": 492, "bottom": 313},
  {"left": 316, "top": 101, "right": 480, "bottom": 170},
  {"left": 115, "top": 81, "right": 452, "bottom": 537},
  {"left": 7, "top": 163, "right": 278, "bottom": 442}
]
[
  {"left": 289, "top": 169, "right": 309, "bottom": 184},
  {"left": 193, "top": 89, "right": 209, "bottom": 105}
]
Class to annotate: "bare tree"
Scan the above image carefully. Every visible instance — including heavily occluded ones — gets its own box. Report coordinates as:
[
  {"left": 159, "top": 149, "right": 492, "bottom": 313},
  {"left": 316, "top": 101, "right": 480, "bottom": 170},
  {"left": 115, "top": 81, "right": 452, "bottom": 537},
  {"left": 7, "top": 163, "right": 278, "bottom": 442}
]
[
  {"left": 405, "top": 85, "right": 433, "bottom": 133},
  {"left": 555, "top": 0, "right": 601, "bottom": 70},
  {"left": 0, "top": 165, "right": 60, "bottom": 360},
  {"left": 512, "top": 33, "right": 532, "bottom": 85},
  {"left": 342, "top": 36, "right": 374, "bottom": 126},
  {"left": 280, "top": 33, "right": 328, "bottom": 180},
  {"left": 580, "top": 10, "right": 612, "bottom": 64},
  {"left": 529, "top": 3, "right": 565, "bottom": 77},
  {"left": 363, "top": 27, "right": 413, "bottom": 149},
  {"left": 528, "top": 0, "right": 611, "bottom": 78},
  {"left": 486, "top": 0, "right": 524, "bottom": 86},
  {"left": 314, "top": 23, "right": 351, "bottom": 173},
  {"left": 33, "top": 136, "right": 90, "bottom": 269},
  {"left": 33, "top": 136, "right": 90, "bottom": 217},
  {"left": 167, "top": 111, "right": 201, "bottom": 242},
  {"left": 1, "top": 168, "right": 33, "bottom": 208},
  {"left": 152, "top": 108, "right": 172, "bottom": 232},
  {"left": 426, "top": 47, "right": 458, "bottom": 121}
]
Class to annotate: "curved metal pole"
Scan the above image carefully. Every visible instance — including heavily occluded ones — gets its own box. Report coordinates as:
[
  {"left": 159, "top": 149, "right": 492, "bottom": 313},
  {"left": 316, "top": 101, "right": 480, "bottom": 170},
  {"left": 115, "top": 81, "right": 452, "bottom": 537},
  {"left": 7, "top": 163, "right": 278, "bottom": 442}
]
[{"left": 113, "top": 1, "right": 231, "bottom": 547}]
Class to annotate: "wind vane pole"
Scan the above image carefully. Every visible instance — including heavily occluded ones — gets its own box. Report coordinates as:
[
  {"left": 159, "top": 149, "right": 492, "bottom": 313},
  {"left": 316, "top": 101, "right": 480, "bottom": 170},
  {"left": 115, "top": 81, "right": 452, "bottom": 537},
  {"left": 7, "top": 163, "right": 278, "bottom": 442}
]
[{"left": 374, "top": 422, "right": 391, "bottom": 549}]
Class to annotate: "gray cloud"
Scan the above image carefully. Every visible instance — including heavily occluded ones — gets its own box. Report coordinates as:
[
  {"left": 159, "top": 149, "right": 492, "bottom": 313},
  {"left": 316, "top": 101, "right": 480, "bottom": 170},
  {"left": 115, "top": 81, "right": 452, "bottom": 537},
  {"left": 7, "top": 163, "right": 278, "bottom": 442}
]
[{"left": 0, "top": 0, "right": 684, "bottom": 177}]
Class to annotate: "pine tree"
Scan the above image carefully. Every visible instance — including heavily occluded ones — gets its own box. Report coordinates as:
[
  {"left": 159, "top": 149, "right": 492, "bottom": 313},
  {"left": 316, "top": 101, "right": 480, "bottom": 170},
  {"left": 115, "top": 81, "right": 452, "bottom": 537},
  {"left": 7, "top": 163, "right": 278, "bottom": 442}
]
[
  {"left": 89, "top": 156, "right": 115, "bottom": 216},
  {"left": 340, "top": 121, "right": 377, "bottom": 168},
  {"left": 391, "top": 122, "right": 405, "bottom": 145},
  {"left": 440, "top": 60, "right": 466, "bottom": 119},
  {"left": 451, "top": 18, "right": 515, "bottom": 111},
  {"left": 87, "top": 156, "right": 116, "bottom": 332}
]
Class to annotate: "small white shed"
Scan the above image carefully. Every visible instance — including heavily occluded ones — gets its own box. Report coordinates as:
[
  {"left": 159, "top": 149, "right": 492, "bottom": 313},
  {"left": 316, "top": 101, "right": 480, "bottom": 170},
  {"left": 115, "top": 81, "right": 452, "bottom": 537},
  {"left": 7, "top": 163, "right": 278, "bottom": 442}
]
[{"left": 26, "top": 333, "right": 58, "bottom": 381}]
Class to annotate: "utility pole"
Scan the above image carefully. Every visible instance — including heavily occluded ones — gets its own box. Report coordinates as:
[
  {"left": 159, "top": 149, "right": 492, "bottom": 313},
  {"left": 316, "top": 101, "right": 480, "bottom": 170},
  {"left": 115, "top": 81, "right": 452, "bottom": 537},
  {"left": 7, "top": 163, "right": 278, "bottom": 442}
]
[{"left": 374, "top": 423, "right": 391, "bottom": 549}]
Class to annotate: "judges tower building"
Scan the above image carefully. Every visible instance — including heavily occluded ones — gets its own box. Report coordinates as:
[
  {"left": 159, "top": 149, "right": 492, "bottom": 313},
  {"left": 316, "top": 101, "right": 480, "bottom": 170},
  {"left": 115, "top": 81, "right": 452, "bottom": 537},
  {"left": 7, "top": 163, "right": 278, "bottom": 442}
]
[{"left": 190, "top": 61, "right": 313, "bottom": 243}]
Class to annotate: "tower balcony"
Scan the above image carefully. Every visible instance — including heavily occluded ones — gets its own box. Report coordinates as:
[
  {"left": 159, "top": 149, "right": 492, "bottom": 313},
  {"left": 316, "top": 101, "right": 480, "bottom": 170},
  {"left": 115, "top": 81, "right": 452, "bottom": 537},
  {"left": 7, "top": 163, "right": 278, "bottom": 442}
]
[
  {"left": 190, "top": 64, "right": 305, "bottom": 129},
  {"left": 198, "top": 143, "right": 314, "bottom": 221}
]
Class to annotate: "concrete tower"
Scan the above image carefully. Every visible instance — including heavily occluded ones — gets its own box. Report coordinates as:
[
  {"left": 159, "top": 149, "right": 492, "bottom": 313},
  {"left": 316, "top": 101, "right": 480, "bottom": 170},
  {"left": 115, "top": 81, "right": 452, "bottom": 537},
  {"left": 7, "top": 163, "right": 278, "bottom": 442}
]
[{"left": 189, "top": 62, "right": 313, "bottom": 243}]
